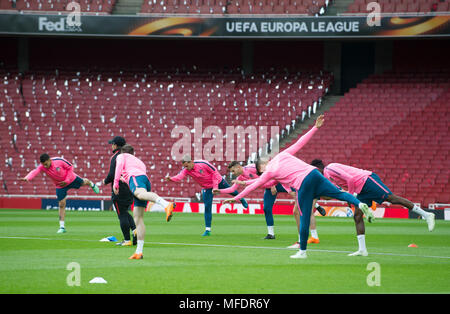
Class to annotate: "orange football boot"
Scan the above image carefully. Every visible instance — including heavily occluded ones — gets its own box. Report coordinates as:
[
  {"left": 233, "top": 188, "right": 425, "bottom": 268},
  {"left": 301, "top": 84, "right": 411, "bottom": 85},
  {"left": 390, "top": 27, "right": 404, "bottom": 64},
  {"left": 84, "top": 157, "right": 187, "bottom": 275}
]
[
  {"left": 165, "top": 202, "right": 175, "bottom": 222},
  {"left": 307, "top": 237, "right": 320, "bottom": 244},
  {"left": 129, "top": 253, "right": 143, "bottom": 259}
]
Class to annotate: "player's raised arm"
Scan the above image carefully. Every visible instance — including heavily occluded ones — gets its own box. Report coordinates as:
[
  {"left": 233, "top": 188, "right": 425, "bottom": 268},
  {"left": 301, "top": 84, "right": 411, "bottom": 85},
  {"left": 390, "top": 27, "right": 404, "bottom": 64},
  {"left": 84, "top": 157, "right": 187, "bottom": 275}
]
[
  {"left": 213, "top": 182, "right": 239, "bottom": 194},
  {"left": 244, "top": 177, "right": 278, "bottom": 187},
  {"left": 315, "top": 114, "right": 324, "bottom": 128},
  {"left": 165, "top": 175, "right": 173, "bottom": 182},
  {"left": 225, "top": 170, "right": 274, "bottom": 203},
  {"left": 22, "top": 166, "right": 43, "bottom": 182},
  {"left": 283, "top": 114, "right": 324, "bottom": 156},
  {"left": 214, "top": 175, "right": 260, "bottom": 195},
  {"left": 167, "top": 168, "right": 187, "bottom": 182}
]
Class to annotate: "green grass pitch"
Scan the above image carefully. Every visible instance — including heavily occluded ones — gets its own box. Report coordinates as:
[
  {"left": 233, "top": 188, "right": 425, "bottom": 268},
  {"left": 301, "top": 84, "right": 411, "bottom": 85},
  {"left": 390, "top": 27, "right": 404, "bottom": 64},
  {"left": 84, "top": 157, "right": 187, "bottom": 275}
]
[{"left": 0, "top": 208, "right": 449, "bottom": 294}]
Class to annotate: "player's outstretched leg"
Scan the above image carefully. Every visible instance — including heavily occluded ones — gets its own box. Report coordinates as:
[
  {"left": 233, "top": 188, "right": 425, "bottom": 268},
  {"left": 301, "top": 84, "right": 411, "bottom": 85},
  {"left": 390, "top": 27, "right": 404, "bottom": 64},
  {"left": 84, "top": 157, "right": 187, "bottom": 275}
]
[
  {"left": 219, "top": 179, "right": 249, "bottom": 209},
  {"left": 386, "top": 194, "right": 435, "bottom": 231},
  {"left": 314, "top": 171, "right": 374, "bottom": 222},
  {"left": 133, "top": 188, "right": 175, "bottom": 222},
  {"left": 82, "top": 178, "right": 100, "bottom": 194}
]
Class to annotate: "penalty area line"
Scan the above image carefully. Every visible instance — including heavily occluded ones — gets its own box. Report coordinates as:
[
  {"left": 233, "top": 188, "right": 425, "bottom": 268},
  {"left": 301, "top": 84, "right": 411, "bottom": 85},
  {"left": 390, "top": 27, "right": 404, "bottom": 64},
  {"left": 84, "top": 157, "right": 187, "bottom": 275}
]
[{"left": 0, "top": 236, "right": 449, "bottom": 260}]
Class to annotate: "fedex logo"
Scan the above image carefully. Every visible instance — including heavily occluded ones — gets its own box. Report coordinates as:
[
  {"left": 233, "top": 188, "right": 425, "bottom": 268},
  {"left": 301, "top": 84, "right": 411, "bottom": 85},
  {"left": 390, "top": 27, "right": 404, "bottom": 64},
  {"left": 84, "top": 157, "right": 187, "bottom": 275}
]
[
  {"left": 38, "top": 3, "right": 82, "bottom": 32},
  {"left": 38, "top": 17, "right": 67, "bottom": 32}
]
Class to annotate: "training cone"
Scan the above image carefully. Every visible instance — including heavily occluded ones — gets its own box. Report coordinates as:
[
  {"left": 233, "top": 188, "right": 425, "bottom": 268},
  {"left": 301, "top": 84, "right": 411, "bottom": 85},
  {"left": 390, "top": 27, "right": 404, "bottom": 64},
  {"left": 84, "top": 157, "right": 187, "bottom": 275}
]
[
  {"left": 99, "top": 236, "right": 117, "bottom": 242},
  {"left": 408, "top": 243, "right": 418, "bottom": 248},
  {"left": 89, "top": 277, "right": 107, "bottom": 284}
]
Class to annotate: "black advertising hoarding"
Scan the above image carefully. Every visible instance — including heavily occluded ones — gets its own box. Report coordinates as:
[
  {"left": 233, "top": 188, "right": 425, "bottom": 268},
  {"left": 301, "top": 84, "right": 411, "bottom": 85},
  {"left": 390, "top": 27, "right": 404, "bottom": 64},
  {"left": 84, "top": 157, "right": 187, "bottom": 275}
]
[{"left": 0, "top": 12, "right": 449, "bottom": 38}]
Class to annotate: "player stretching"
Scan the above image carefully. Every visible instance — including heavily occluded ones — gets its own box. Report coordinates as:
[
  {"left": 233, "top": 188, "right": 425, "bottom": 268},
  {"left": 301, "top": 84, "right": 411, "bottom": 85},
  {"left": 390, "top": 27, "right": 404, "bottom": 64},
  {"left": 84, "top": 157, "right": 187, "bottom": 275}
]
[
  {"left": 223, "top": 115, "right": 373, "bottom": 259},
  {"left": 20, "top": 153, "right": 100, "bottom": 233},
  {"left": 311, "top": 159, "right": 436, "bottom": 256},
  {"left": 221, "top": 161, "right": 327, "bottom": 240},
  {"left": 214, "top": 161, "right": 287, "bottom": 239},
  {"left": 114, "top": 144, "right": 175, "bottom": 259},
  {"left": 166, "top": 155, "right": 248, "bottom": 236}
]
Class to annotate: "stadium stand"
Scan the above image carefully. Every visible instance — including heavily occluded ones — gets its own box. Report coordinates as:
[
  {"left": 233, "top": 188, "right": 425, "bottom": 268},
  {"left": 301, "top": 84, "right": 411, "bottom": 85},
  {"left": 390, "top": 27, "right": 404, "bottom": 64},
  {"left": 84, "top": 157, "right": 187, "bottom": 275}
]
[
  {"left": 0, "top": 0, "right": 116, "bottom": 13},
  {"left": 345, "top": 0, "right": 450, "bottom": 14},
  {"left": 279, "top": 40, "right": 450, "bottom": 207},
  {"left": 1, "top": 0, "right": 448, "bottom": 15},
  {"left": 0, "top": 39, "right": 331, "bottom": 200},
  {"left": 1, "top": 38, "right": 448, "bottom": 207},
  {"left": 0, "top": 0, "right": 330, "bottom": 15},
  {"left": 140, "top": 0, "right": 330, "bottom": 15},
  {"left": 282, "top": 68, "right": 449, "bottom": 206}
]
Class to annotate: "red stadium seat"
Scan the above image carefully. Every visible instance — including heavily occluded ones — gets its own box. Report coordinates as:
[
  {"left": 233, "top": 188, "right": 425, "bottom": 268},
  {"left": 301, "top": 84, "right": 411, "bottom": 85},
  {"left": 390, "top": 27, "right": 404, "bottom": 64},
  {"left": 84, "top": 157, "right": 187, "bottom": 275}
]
[
  {"left": 343, "top": 0, "right": 450, "bottom": 14},
  {"left": 282, "top": 69, "right": 449, "bottom": 206},
  {"left": 419, "top": 2, "right": 431, "bottom": 12},
  {"left": 407, "top": 2, "right": 419, "bottom": 11},
  {"left": 0, "top": 66, "right": 332, "bottom": 199},
  {"left": 383, "top": 3, "right": 395, "bottom": 12},
  {"left": 1, "top": 0, "right": 116, "bottom": 13},
  {"left": 347, "top": 3, "right": 360, "bottom": 12},
  {"left": 436, "top": 1, "right": 449, "bottom": 11},
  {"left": 138, "top": 0, "right": 328, "bottom": 15},
  {"left": 395, "top": 3, "right": 407, "bottom": 11}
]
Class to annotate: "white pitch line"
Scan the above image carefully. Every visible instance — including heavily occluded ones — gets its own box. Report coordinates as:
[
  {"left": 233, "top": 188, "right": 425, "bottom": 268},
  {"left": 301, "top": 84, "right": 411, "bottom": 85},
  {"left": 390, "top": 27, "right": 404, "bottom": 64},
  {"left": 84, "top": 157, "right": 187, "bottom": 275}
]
[
  {"left": 149, "top": 241, "right": 450, "bottom": 260},
  {"left": 0, "top": 236, "right": 449, "bottom": 260}
]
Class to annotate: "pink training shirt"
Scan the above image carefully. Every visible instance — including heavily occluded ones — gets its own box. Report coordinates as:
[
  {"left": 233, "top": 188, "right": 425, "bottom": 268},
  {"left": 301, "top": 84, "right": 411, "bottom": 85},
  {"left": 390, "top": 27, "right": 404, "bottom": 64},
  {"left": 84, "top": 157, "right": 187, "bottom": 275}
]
[
  {"left": 170, "top": 160, "right": 223, "bottom": 189},
  {"left": 244, "top": 177, "right": 291, "bottom": 193},
  {"left": 219, "top": 164, "right": 277, "bottom": 194},
  {"left": 233, "top": 126, "right": 319, "bottom": 201},
  {"left": 323, "top": 163, "right": 372, "bottom": 195},
  {"left": 25, "top": 157, "right": 77, "bottom": 188},
  {"left": 114, "top": 153, "right": 147, "bottom": 190}
]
